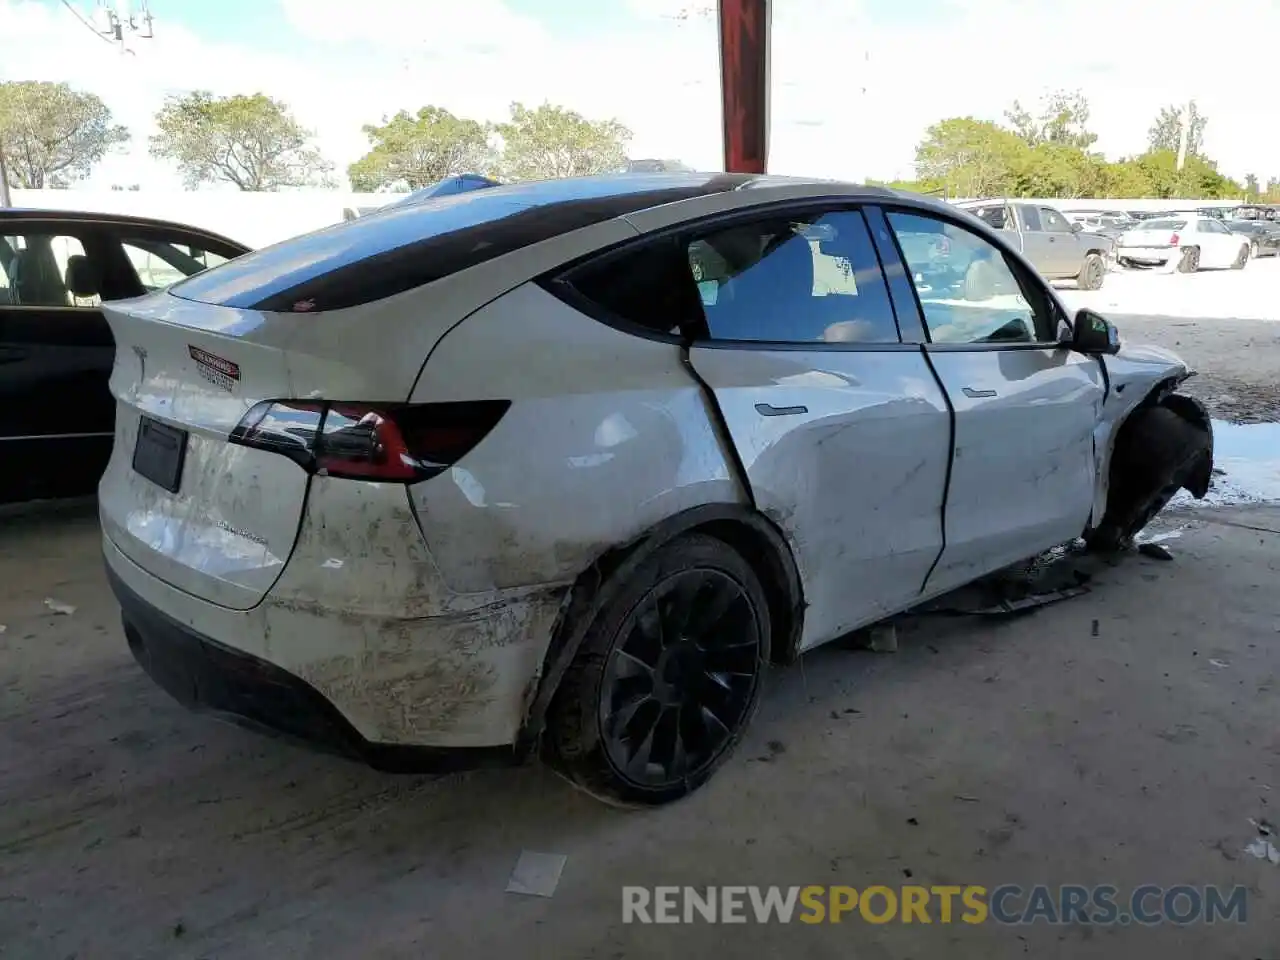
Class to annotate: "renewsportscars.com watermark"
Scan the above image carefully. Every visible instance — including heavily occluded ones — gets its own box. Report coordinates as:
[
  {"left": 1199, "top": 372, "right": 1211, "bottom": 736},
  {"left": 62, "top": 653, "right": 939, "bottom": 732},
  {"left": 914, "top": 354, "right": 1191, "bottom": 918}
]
[{"left": 622, "top": 885, "right": 1249, "bottom": 926}]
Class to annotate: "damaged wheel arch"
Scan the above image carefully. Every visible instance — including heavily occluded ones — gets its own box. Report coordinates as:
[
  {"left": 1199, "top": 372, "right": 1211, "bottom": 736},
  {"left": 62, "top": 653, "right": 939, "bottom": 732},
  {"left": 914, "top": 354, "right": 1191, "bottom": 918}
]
[
  {"left": 516, "top": 503, "right": 805, "bottom": 753},
  {"left": 1087, "top": 385, "right": 1214, "bottom": 551}
]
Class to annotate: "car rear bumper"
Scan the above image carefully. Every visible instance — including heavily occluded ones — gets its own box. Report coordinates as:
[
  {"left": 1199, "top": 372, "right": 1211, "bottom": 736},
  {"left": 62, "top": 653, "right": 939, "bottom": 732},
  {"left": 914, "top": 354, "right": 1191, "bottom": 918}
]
[
  {"left": 107, "top": 561, "right": 528, "bottom": 773},
  {"left": 1117, "top": 246, "right": 1174, "bottom": 265}
]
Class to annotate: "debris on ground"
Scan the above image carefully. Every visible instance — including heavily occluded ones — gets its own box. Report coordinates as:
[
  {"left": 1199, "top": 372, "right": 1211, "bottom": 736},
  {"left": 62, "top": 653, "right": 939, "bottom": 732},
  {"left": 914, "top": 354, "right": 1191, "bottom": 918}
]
[
  {"left": 506, "top": 851, "right": 568, "bottom": 898},
  {"left": 1209, "top": 659, "right": 1230, "bottom": 668},
  {"left": 918, "top": 542, "right": 1098, "bottom": 619},
  {"left": 1091, "top": 619, "right": 1100, "bottom": 638},
  {"left": 44, "top": 598, "right": 76, "bottom": 616},
  {"left": 867, "top": 622, "right": 898, "bottom": 652},
  {"left": 1244, "top": 837, "right": 1280, "bottom": 865},
  {"left": 1137, "top": 542, "right": 1175, "bottom": 561}
]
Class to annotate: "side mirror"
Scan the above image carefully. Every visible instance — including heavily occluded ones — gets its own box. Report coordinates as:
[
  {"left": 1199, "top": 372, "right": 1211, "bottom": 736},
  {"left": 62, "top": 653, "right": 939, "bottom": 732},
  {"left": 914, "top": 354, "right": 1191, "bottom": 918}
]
[
  {"left": 1066, "top": 308, "right": 1121, "bottom": 355},
  {"left": 1070, "top": 222, "right": 1083, "bottom": 233}
]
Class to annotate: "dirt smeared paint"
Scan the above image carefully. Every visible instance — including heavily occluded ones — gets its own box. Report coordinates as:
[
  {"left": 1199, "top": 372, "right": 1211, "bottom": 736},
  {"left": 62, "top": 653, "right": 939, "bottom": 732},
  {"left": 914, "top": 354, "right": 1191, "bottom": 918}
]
[{"left": 255, "top": 476, "right": 571, "bottom": 745}]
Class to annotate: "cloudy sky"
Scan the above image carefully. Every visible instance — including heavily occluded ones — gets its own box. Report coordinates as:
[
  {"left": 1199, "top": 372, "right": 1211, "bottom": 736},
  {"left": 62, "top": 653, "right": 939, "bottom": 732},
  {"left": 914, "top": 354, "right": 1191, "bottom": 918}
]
[{"left": 4, "top": 0, "right": 1278, "bottom": 190}]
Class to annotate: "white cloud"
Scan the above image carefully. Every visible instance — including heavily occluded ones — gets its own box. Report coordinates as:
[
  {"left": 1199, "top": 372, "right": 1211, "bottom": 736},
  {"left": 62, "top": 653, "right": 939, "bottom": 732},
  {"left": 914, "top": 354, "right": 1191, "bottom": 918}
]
[{"left": 2, "top": 0, "right": 1278, "bottom": 192}]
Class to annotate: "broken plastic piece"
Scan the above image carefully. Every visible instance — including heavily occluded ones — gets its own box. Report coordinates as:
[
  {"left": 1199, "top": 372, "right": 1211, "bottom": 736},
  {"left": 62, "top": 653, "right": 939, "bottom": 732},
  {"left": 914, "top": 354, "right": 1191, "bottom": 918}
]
[
  {"left": 44, "top": 598, "right": 76, "bottom": 616},
  {"left": 1137, "top": 542, "right": 1174, "bottom": 561}
]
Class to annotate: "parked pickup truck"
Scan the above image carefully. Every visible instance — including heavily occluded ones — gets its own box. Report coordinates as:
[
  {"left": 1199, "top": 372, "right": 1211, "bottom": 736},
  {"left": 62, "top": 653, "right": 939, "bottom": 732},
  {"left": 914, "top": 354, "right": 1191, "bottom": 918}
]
[{"left": 954, "top": 200, "right": 1113, "bottom": 290}]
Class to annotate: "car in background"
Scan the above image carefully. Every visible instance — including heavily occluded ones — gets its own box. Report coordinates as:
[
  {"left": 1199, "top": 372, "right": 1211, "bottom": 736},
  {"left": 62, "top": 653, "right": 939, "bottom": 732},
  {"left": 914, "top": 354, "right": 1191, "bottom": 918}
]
[
  {"left": 1116, "top": 213, "right": 1251, "bottom": 272},
  {"left": 99, "top": 173, "right": 1212, "bottom": 806},
  {"left": 1225, "top": 219, "right": 1280, "bottom": 258},
  {"left": 1, "top": 209, "right": 249, "bottom": 505},
  {"left": 955, "top": 200, "right": 1113, "bottom": 289},
  {"left": 1063, "top": 210, "right": 1137, "bottom": 243}
]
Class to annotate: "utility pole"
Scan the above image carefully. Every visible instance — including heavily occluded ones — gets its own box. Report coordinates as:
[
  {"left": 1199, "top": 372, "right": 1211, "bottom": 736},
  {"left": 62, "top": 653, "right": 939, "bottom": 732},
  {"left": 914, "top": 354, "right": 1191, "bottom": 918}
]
[
  {"left": 1175, "top": 98, "right": 1192, "bottom": 172},
  {"left": 717, "top": 0, "right": 771, "bottom": 174}
]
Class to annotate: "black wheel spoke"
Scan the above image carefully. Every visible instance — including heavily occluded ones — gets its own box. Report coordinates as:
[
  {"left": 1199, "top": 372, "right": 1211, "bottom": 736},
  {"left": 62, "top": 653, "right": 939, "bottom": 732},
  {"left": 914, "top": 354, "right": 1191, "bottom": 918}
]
[
  {"left": 604, "top": 692, "right": 651, "bottom": 741},
  {"left": 600, "top": 565, "right": 762, "bottom": 790},
  {"left": 686, "top": 578, "right": 742, "bottom": 642}
]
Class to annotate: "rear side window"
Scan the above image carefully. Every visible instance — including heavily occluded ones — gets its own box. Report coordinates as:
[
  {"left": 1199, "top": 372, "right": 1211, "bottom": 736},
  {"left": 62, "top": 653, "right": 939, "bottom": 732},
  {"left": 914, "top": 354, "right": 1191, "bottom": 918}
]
[
  {"left": 689, "top": 209, "right": 900, "bottom": 344},
  {"left": 556, "top": 238, "right": 703, "bottom": 336},
  {"left": 554, "top": 208, "right": 902, "bottom": 345},
  {"left": 0, "top": 231, "right": 100, "bottom": 307}
]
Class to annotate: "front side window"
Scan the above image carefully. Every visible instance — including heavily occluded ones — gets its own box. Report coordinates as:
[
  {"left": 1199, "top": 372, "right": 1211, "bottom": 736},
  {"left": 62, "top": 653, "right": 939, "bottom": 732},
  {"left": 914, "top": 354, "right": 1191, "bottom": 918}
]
[
  {"left": 687, "top": 209, "right": 900, "bottom": 344},
  {"left": 1017, "top": 205, "right": 1043, "bottom": 232},
  {"left": 887, "top": 210, "right": 1051, "bottom": 345},
  {"left": 0, "top": 232, "right": 99, "bottom": 307},
  {"left": 121, "top": 237, "right": 231, "bottom": 292}
]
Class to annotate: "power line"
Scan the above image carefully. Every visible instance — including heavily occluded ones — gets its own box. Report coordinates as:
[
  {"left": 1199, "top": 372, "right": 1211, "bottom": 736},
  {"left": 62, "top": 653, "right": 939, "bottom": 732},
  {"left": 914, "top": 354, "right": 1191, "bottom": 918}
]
[{"left": 59, "top": 0, "right": 117, "bottom": 45}]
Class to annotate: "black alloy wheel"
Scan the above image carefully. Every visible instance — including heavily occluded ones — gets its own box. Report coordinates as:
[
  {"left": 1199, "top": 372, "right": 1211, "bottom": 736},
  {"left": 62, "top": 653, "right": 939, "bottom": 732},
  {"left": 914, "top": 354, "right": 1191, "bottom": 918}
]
[
  {"left": 599, "top": 568, "right": 761, "bottom": 789},
  {"left": 544, "top": 533, "right": 771, "bottom": 806}
]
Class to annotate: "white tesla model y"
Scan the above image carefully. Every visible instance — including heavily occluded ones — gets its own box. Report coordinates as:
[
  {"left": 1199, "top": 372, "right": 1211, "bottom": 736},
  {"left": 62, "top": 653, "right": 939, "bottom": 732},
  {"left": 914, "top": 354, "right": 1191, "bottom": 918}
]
[{"left": 100, "top": 173, "right": 1213, "bottom": 805}]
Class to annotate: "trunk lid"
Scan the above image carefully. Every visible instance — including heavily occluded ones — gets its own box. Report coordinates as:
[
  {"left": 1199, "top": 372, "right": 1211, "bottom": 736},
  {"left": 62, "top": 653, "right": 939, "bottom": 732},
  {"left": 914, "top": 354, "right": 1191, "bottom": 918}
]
[{"left": 99, "top": 291, "right": 439, "bottom": 610}]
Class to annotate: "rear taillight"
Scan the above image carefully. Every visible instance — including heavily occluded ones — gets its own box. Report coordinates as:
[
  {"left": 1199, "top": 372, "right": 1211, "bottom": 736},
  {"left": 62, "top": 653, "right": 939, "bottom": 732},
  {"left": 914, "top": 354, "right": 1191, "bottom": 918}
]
[
  {"left": 229, "top": 400, "right": 509, "bottom": 482},
  {"left": 1169, "top": 233, "right": 1180, "bottom": 245}
]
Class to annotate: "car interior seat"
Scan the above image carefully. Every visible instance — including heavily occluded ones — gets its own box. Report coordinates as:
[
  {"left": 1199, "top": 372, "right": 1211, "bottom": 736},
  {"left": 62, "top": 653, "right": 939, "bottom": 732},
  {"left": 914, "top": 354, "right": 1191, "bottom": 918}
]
[
  {"left": 709, "top": 230, "right": 816, "bottom": 341},
  {"left": 8, "top": 243, "right": 69, "bottom": 306},
  {"left": 64, "top": 254, "right": 103, "bottom": 305}
]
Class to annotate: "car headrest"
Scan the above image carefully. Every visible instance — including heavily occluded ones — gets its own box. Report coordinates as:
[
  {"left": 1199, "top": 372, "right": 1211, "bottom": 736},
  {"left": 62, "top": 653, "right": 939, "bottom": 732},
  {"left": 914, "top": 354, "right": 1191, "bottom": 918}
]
[{"left": 65, "top": 255, "right": 101, "bottom": 298}]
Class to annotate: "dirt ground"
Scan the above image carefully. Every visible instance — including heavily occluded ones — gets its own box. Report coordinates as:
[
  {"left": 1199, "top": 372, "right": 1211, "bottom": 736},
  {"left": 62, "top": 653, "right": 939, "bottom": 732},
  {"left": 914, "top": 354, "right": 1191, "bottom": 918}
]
[
  {"left": 1106, "top": 312, "right": 1280, "bottom": 424},
  {"left": 2, "top": 497, "right": 1279, "bottom": 958}
]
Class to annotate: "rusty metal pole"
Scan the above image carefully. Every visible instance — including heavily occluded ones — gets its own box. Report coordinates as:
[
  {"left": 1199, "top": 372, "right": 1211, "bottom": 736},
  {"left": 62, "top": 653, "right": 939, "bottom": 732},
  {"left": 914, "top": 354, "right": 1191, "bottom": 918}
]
[{"left": 718, "top": 0, "right": 771, "bottom": 174}]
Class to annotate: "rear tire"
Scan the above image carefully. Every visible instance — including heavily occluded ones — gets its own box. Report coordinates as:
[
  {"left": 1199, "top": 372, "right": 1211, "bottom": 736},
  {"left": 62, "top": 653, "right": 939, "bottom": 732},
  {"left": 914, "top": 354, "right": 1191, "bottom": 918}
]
[
  {"left": 1079, "top": 253, "right": 1106, "bottom": 290},
  {"left": 1176, "top": 246, "right": 1200, "bottom": 273},
  {"left": 544, "top": 533, "right": 771, "bottom": 807},
  {"left": 1232, "top": 244, "right": 1249, "bottom": 269},
  {"left": 1086, "top": 404, "right": 1211, "bottom": 552}
]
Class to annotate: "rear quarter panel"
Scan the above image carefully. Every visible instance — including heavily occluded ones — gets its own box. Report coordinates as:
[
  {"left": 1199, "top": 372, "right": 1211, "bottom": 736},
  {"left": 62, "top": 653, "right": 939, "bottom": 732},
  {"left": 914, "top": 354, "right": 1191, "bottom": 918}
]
[{"left": 406, "top": 282, "right": 744, "bottom": 594}]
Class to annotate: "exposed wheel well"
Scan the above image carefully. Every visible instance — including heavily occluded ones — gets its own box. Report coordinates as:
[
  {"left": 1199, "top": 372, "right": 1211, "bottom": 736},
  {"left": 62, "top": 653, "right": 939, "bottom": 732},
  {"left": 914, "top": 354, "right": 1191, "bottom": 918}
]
[{"left": 519, "top": 505, "right": 805, "bottom": 751}]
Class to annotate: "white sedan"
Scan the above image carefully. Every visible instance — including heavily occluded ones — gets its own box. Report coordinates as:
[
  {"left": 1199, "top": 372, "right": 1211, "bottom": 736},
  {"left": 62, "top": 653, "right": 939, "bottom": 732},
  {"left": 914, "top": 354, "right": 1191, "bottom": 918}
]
[
  {"left": 1116, "top": 213, "right": 1251, "bottom": 272},
  {"left": 99, "top": 174, "right": 1214, "bottom": 805}
]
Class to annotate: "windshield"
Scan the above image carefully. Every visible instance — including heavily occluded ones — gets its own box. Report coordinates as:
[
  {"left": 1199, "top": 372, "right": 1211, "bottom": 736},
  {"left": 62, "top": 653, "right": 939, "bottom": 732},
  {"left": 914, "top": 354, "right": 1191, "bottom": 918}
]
[{"left": 1136, "top": 219, "right": 1187, "bottom": 231}]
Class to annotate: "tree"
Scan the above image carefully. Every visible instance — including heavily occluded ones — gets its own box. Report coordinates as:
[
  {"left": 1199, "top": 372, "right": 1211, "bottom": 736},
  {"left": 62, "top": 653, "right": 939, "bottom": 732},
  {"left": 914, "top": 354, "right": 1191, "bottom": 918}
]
[
  {"left": 1244, "top": 173, "right": 1260, "bottom": 200},
  {"left": 1147, "top": 102, "right": 1207, "bottom": 157},
  {"left": 1005, "top": 90, "right": 1097, "bottom": 150},
  {"left": 150, "top": 92, "right": 333, "bottom": 191},
  {"left": 348, "top": 107, "right": 494, "bottom": 192},
  {"left": 495, "top": 102, "right": 631, "bottom": 181},
  {"left": 914, "top": 117, "right": 1028, "bottom": 197},
  {"left": 0, "top": 81, "right": 129, "bottom": 188},
  {"left": 1011, "top": 142, "right": 1108, "bottom": 198}
]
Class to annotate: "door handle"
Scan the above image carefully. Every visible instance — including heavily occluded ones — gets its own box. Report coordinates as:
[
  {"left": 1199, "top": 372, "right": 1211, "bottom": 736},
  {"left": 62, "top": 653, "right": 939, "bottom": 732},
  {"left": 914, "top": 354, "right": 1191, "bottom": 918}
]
[
  {"left": 755, "top": 402, "right": 808, "bottom": 417},
  {"left": 961, "top": 387, "right": 997, "bottom": 399}
]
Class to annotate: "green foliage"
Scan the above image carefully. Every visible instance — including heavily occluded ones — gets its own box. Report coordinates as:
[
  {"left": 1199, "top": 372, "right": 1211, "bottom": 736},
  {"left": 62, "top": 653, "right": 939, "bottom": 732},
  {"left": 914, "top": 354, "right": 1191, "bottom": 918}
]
[
  {"left": 1148, "top": 101, "right": 1207, "bottom": 156},
  {"left": 0, "top": 81, "right": 129, "bottom": 188},
  {"left": 494, "top": 102, "right": 631, "bottom": 181},
  {"left": 150, "top": 92, "right": 333, "bottom": 191},
  {"left": 912, "top": 95, "right": 1244, "bottom": 200},
  {"left": 348, "top": 107, "right": 494, "bottom": 192},
  {"left": 914, "top": 117, "right": 1027, "bottom": 197},
  {"left": 1005, "top": 90, "right": 1097, "bottom": 150}
]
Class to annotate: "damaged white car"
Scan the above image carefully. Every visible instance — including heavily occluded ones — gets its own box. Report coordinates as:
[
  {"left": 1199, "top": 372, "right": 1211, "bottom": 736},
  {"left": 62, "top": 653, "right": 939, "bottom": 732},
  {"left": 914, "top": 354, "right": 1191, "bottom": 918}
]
[{"left": 100, "top": 173, "right": 1213, "bottom": 806}]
